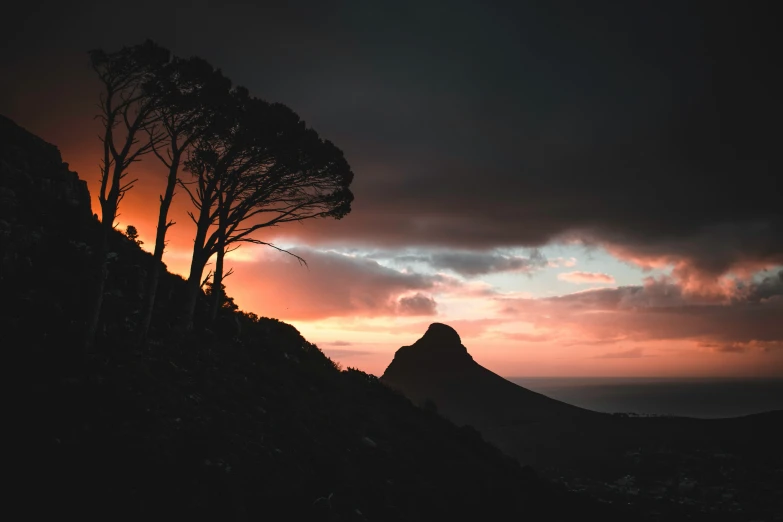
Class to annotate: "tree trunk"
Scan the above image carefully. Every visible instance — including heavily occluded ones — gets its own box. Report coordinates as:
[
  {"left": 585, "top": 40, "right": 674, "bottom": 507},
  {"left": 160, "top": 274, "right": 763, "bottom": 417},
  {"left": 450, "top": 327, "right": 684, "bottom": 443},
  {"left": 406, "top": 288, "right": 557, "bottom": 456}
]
[
  {"left": 209, "top": 204, "right": 227, "bottom": 323},
  {"left": 209, "top": 246, "right": 225, "bottom": 322},
  {"left": 182, "top": 253, "right": 208, "bottom": 332},
  {"left": 138, "top": 153, "right": 180, "bottom": 342},
  {"left": 182, "top": 216, "right": 211, "bottom": 331},
  {"left": 181, "top": 171, "right": 219, "bottom": 332},
  {"left": 84, "top": 107, "right": 115, "bottom": 355}
]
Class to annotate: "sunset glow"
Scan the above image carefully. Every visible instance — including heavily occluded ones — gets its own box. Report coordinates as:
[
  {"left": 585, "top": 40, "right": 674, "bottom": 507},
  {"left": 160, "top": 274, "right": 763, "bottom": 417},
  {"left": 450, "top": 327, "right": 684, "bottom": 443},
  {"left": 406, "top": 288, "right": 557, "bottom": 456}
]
[
  {"left": 3, "top": 2, "right": 781, "bottom": 380},
  {"left": 14, "top": 139, "right": 763, "bottom": 379},
  {"left": 7, "top": 5, "right": 783, "bottom": 520}
]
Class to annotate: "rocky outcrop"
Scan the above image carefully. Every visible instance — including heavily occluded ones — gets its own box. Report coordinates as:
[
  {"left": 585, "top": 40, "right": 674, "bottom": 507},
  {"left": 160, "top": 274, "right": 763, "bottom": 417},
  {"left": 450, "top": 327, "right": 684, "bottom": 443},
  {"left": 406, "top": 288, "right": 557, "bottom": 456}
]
[
  {"left": 383, "top": 323, "right": 474, "bottom": 376},
  {"left": 0, "top": 115, "right": 96, "bottom": 348},
  {"left": 0, "top": 114, "right": 92, "bottom": 224},
  {"left": 0, "top": 114, "right": 94, "bottom": 278},
  {"left": 382, "top": 323, "right": 600, "bottom": 430}
]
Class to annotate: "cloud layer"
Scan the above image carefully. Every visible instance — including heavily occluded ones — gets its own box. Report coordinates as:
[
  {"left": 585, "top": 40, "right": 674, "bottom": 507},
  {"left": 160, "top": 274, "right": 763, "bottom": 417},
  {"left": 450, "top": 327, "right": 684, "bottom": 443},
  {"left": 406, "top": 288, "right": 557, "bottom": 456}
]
[
  {"left": 226, "top": 248, "right": 447, "bottom": 320},
  {"left": 558, "top": 271, "right": 615, "bottom": 284},
  {"left": 497, "top": 271, "right": 783, "bottom": 353},
  {"left": 4, "top": 2, "right": 779, "bottom": 288},
  {"left": 2, "top": 1, "right": 781, "bottom": 376}
]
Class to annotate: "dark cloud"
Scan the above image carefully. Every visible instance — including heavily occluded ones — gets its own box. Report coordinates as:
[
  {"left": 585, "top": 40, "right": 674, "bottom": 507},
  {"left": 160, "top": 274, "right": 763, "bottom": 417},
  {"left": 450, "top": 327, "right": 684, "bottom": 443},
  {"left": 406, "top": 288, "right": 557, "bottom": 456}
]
[
  {"left": 497, "top": 272, "right": 783, "bottom": 349},
  {"left": 389, "top": 249, "right": 547, "bottom": 277},
  {"left": 2, "top": 1, "right": 780, "bottom": 282},
  {"left": 397, "top": 293, "right": 437, "bottom": 316},
  {"left": 598, "top": 222, "right": 783, "bottom": 285},
  {"left": 266, "top": 2, "right": 782, "bottom": 280},
  {"left": 427, "top": 250, "right": 546, "bottom": 277},
  {"left": 746, "top": 270, "right": 783, "bottom": 302}
]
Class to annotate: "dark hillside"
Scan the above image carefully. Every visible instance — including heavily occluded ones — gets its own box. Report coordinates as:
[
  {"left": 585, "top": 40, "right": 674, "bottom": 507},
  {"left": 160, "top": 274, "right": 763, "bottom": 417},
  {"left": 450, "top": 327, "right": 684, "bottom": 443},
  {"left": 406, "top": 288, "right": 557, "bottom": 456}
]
[
  {"left": 2, "top": 114, "right": 629, "bottom": 521},
  {"left": 383, "top": 323, "right": 601, "bottom": 426},
  {"left": 382, "top": 324, "right": 783, "bottom": 521}
]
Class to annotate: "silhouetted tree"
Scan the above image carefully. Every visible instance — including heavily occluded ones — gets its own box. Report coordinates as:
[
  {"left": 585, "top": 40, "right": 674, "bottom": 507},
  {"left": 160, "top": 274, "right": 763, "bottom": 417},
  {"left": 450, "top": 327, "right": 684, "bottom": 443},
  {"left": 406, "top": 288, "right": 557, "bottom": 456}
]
[
  {"left": 204, "top": 279, "right": 238, "bottom": 313},
  {"left": 179, "top": 91, "right": 354, "bottom": 330},
  {"left": 124, "top": 225, "right": 143, "bottom": 246},
  {"left": 83, "top": 40, "right": 170, "bottom": 352},
  {"left": 137, "top": 55, "right": 232, "bottom": 341}
]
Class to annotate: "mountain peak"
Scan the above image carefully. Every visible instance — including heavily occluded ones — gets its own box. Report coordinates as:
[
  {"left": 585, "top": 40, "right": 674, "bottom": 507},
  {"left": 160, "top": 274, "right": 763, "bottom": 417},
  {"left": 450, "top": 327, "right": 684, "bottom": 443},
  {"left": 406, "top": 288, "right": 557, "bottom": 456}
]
[
  {"left": 421, "top": 322, "right": 462, "bottom": 345},
  {"left": 382, "top": 323, "right": 473, "bottom": 380},
  {"left": 382, "top": 322, "right": 600, "bottom": 428}
]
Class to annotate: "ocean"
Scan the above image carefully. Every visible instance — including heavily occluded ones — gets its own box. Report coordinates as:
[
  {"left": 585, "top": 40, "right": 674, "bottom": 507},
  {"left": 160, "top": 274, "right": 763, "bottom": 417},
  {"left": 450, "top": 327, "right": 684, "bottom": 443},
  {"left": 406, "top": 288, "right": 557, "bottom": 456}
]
[{"left": 508, "top": 377, "right": 783, "bottom": 418}]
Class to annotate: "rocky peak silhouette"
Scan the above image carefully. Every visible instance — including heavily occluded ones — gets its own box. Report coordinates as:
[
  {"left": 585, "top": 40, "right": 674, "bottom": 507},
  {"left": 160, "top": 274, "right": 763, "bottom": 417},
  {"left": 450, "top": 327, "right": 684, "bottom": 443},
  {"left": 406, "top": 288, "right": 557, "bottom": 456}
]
[
  {"left": 382, "top": 322, "right": 600, "bottom": 433},
  {"left": 383, "top": 323, "right": 474, "bottom": 378},
  {"left": 420, "top": 322, "right": 463, "bottom": 345}
]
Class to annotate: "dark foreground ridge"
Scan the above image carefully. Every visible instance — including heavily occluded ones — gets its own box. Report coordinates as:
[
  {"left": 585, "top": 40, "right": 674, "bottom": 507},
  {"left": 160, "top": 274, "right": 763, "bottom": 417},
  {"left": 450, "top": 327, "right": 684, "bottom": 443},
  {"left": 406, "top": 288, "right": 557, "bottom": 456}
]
[
  {"left": 382, "top": 325, "right": 783, "bottom": 521},
  {"left": 2, "top": 114, "right": 632, "bottom": 520}
]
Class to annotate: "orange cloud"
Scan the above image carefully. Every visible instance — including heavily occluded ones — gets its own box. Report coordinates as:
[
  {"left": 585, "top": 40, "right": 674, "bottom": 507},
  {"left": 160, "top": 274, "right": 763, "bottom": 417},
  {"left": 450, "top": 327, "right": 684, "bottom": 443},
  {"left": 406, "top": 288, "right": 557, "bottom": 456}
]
[
  {"left": 223, "top": 247, "right": 452, "bottom": 321},
  {"left": 547, "top": 256, "right": 577, "bottom": 268},
  {"left": 603, "top": 240, "right": 783, "bottom": 300},
  {"left": 557, "top": 271, "right": 615, "bottom": 284},
  {"left": 495, "top": 272, "right": 783, "bottom": 351}
]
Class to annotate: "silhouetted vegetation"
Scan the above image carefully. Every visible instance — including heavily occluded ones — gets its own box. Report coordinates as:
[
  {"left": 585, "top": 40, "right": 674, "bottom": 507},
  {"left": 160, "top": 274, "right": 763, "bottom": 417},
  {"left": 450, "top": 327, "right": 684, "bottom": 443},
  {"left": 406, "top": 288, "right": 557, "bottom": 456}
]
[
  {"left": 7, "top": 34, "right": 778, "bottom": 519},
  {"left": 179, "top": 86, "right": 353, "bottom": 329},
  {"left": 3, "top": 115, "right": 632, "bottom": 520},
  {"left": 139, "top": 53, "right": 232, "bottom": 341},
  {"left": 204, "top": 280, "right": 238, "bottom": 313},
  {"left": 124, "top": 225, "right": 143, "bottom": 246},
  {"left": 83, "top": 40, "right": 353, "bottom": 343},
  {"left": 84, "top": 40, "right": 170, "bottom": 352}
]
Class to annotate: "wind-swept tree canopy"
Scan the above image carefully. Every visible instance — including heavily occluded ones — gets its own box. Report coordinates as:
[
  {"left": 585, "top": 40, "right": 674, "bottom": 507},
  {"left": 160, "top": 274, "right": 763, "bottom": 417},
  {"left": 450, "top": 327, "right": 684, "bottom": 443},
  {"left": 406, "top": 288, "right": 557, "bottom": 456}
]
[
  {"left": 180, "top": 89, "right": 354, "bottom": 328},
  {"left": 84, "top": 40, "right": 170, "bottom": 351},
  {"left": 82, "top": 39, "right": 354, "bottom": 337},
  {"left": 91, "top": 40, "right": 170, "bottom": 225},
  {"left": 137, "top": 54, "right": 232, "bottom": 340}
]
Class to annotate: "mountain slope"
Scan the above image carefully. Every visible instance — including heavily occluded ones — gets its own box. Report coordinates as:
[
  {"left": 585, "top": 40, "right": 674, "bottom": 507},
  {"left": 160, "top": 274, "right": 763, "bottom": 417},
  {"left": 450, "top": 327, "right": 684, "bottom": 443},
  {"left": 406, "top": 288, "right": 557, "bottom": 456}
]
[
  {"left": 381, "top": 323, "right": 783, "bottom": 520},
  {"left": 382, "top": 323, "right": 602, "bottom": 428},
  {"left": 2, "top": 114, "right": 631, "bottom": 521}
]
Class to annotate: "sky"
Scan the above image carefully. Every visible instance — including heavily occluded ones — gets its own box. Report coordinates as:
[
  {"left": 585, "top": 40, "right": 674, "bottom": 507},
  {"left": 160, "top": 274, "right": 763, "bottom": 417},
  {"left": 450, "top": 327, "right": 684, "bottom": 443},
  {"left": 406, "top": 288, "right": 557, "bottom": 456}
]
[{"left": 2, "top": 1, "right": 781, "bottom": 378}]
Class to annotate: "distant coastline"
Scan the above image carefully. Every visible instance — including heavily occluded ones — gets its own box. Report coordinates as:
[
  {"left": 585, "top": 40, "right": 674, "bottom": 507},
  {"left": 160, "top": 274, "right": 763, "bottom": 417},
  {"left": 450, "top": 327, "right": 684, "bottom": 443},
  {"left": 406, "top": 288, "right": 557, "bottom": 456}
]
[{"left": 509, "top": 377, "right": 783, "bottom": 419}]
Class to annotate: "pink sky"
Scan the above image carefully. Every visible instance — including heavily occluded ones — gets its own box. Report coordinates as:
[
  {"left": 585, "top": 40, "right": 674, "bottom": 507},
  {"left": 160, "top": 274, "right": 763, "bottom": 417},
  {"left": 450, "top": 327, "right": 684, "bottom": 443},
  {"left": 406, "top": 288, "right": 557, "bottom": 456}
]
[
  {"left": 6, "top": 123, "right": 772, "bottom": 379},
  {"left": 5, "top": 65, "right": 782, "bottom": 380}
]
